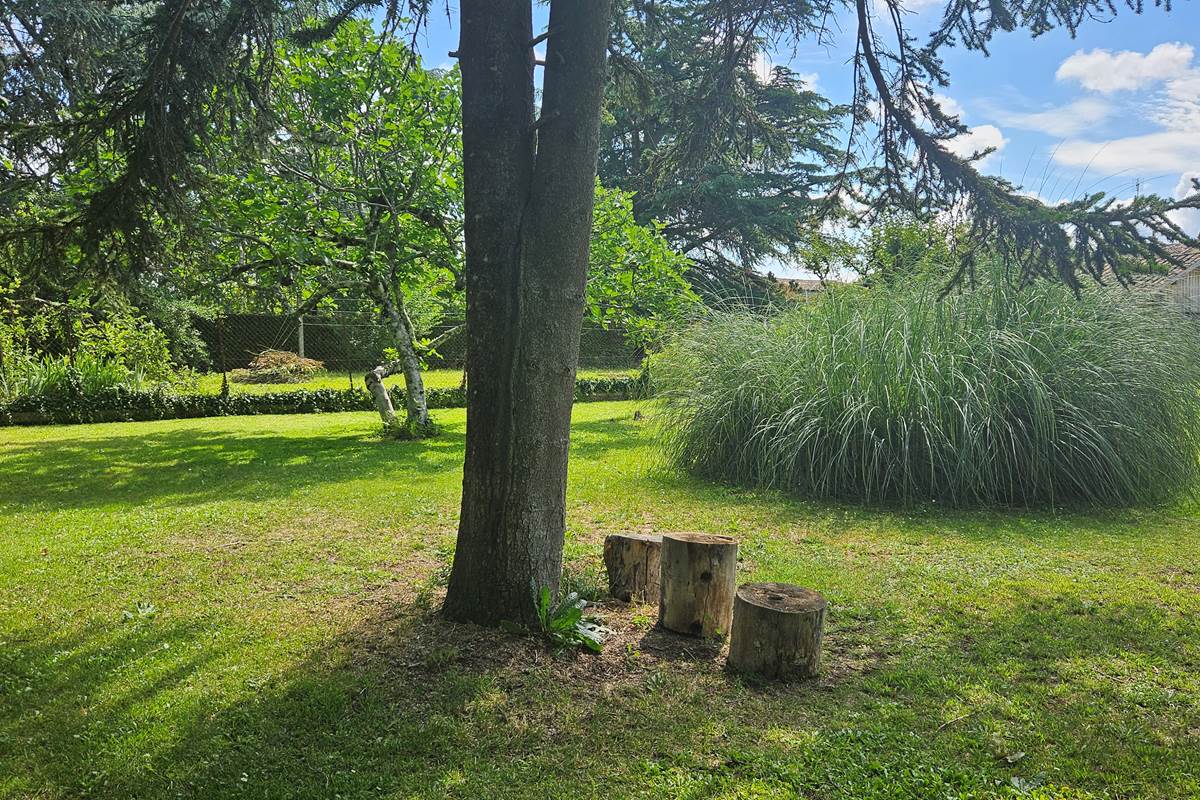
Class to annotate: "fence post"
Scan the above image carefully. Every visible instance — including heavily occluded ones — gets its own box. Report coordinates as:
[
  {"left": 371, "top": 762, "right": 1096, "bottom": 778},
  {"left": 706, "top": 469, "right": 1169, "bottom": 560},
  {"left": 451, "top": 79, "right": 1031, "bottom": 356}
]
[
  {"left": 64, "top": 303, "right": 75, "bottom": 367},
  {"left": 217, "top": 316, "right": 227, "bottom": 377},
  {"left": 297, "top": 314, "right": 306, "bottom": 359}
]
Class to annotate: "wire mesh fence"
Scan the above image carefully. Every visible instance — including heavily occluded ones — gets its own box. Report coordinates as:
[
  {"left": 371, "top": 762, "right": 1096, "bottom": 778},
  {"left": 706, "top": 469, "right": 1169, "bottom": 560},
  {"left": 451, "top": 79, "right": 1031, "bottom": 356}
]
[
  {"left": 3, "top": 295, "right": 640, "bottom": 400},
  {"left": 195, "top": 311, "right": 392, "bottom": 374},
  {"left": 192, "top": 309, "right": 640, "bottom": 388}
]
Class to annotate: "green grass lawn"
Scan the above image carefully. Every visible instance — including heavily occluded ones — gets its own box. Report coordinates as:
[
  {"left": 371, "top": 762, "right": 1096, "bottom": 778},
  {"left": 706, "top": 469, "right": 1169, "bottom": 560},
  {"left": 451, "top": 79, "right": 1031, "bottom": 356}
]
[
  {"left": 3, "top": 402, "right": 1199, "bottom": 799},
  {"left": 192, "top": 367, "right": 637, "bottom": 395}
]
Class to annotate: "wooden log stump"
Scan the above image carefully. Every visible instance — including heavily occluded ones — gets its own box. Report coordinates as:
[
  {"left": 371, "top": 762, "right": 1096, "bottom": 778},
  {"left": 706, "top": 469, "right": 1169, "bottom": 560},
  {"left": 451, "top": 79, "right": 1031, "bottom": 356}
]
[
  {"left": 727, "top": 583, "right": 827, "bottom": 679},
  {"left": 658, "top": 532, "right": 738, "bottom": 637},
  {"left": 603, "top": 533, "right": 662, "bottom": 603}
]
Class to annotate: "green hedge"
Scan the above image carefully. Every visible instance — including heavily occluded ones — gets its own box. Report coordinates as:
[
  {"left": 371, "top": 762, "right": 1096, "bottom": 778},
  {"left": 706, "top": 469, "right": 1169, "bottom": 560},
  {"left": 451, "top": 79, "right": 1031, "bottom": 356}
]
[{"left": 0, "top": 376, "right": 640, "bottom": 426}]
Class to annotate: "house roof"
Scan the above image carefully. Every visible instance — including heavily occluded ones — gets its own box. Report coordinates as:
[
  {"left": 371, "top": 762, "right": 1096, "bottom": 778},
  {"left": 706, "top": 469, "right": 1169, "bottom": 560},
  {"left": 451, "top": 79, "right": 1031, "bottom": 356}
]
[
  {"left": 1131, "top": 244, "right": 1200, "bottom": 290},
  {"left": 777, "top": 277, "right": 828, "bottom": 293},
  {"left": 773, "top": 276, "right": 854, "bottom": 296}
]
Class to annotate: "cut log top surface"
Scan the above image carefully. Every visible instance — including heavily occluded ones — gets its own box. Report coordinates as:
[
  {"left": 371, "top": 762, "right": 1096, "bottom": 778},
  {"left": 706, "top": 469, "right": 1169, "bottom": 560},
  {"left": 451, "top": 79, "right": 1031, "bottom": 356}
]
[
  {"left": 606, "top": 532, "right": 662, "bottom": 543},
  {"left": 737, "top": 583, "right": 827, "bottom": 614},
  {"left": 663, "top": 532, "right": 737, "bottom": 545}
]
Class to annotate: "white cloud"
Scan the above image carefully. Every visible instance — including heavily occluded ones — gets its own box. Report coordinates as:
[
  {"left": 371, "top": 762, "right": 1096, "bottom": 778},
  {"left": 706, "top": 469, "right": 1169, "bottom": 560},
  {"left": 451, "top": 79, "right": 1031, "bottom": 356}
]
[
  {"left": 929, "top": 93, "right": 1007, "bottom": 169},
  {"left": 1055, "top": 130, "right": 1200, "bottom": 175},
  {"left": 995, "top": 97, "right": 1112, "bottom": 138},
  {"left": 1056, "top": 42, "right": 1194, "bottom": 94},
  {"left": 1170, "top": 172, "right": 1200, "bottom": 236},
  {"left": 933, "top": 93, "right": 965, "bottom": 120},
  {"left": 925, "top": 91, "right": 1008, "bottom": 173},
  {"left": 795, "top": 71, "right": 820, "bottom": 91},
  {"left": 946, "top": 124, "right": 1008, "bottom": 168},
  {"left": 1159, "top": 70, "right": 1200, "bottom": 130},
  {"left": 1175, "top": 173, "right": 1200, "bottom": 198},
  {"left": 753, "top": 51, "right": 774, "bottom": 83},
  {"left": 1040, "top": 42, "right": 1200, "bottom": 182}
]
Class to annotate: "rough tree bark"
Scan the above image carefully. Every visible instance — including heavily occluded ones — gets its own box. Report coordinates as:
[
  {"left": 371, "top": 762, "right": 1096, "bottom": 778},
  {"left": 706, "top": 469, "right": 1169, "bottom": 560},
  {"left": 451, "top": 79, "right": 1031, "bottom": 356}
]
[
  {"left": 727, "top": 583, "right": 827, "bottom": 679},
  {"left": 442, "top": 0, "right": 614, "bottom": 625},
  {"left": 365, "top": 278, "right": 432, "bottom": 436},
  {"left": 658, "top": 532, "right": 738, "bottom": 638},
  {"left": 603, "top": 533, "right": 662, "bottom": 603}
]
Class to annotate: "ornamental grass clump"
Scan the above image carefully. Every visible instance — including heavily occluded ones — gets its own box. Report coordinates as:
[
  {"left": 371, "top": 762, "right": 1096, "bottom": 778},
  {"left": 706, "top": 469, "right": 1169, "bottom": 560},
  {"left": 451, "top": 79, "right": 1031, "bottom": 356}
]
[{"left": 655, "top": 272, "right": 1200, "bottom": 507}]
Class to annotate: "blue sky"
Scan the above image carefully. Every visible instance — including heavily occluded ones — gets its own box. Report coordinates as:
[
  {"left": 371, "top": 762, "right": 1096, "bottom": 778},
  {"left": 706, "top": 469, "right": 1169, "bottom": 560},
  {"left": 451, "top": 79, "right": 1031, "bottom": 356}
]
[{"left": 412, "top": 3, "right": 1200, "bottom": 267}]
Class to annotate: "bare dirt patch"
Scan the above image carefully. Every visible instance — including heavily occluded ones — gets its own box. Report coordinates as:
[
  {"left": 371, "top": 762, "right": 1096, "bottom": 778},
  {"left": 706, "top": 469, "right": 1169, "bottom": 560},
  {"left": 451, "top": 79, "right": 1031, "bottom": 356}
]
[{"left": 337, "top": 576, "right": 892, "bottom": 701}]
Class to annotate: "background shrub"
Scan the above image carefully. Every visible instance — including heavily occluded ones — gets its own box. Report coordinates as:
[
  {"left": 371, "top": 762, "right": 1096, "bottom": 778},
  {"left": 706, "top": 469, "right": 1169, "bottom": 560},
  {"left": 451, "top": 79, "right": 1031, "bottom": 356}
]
[
  {"left": 0, "top": 375, "right": 639, "bottom": 426},
  {"left": 655, "top": 268, "right": 1200, "bottom": 507},
  {"left": 0, "top": 306, "right": 178, "bottom": 402}
]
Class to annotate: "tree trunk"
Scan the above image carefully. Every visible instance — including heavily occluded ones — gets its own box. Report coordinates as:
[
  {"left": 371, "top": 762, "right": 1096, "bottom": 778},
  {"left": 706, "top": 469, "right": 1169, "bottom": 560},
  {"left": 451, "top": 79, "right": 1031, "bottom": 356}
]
[
  {"left": 727, "top": 583, "right": 827, "bottom": 679},
  {"left": 443, "top": 0, "right": 614, "bottom": 626},
  {"left": 366, "top": 278, "right": 432, "bottom": 436},
  {"left": 365, "top": 365, "right": 397, "bottom": 428},
  {"left": 603, "top": 533, "right": 662, "bottom": 603},
  {"left": 658, "top": 532, "right": 738, "bottom": 638}
]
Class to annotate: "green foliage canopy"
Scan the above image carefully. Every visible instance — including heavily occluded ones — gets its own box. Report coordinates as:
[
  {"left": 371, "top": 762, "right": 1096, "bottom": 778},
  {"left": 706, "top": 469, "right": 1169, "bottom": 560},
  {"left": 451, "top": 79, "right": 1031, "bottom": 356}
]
[
  {"left": 204, "top": 22, "right": 694, "bottom": 349},
  {"left": 3, "top": 0, "right": 1196, "bottom": 311},
  {"left": 587, "top": 184, "right": 699, "bottom": 350},
  {"left": 198, "top": 19, "right": 463, "bottom": 364},
  {"left": 602, "top": 0, "right": 846, "bottom": 298}
]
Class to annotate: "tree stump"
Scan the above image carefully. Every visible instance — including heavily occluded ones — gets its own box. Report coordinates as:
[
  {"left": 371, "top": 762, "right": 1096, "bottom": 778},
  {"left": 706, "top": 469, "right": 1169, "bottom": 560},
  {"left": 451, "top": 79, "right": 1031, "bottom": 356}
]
[
  {"left": 603, "top": 533, "right": 662, "bottom": 603},
  {"left": 727, "top": 583, "right": 827, "bottom": 679},
  {"left": 658, "top": 532, "right": 738, "bottom": 637}
]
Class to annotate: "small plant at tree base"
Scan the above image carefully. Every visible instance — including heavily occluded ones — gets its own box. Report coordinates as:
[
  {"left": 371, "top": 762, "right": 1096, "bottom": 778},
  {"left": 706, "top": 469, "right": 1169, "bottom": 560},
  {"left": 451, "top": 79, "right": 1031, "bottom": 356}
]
[
  {"left": 522, "top": 580, "right": 609, "bottom": 654},
  {"left": 560, "top": 562, "right": 607, "bottom": 603},
  {"left": 382, "top": 417, "right": 440, "bottom": 441}
]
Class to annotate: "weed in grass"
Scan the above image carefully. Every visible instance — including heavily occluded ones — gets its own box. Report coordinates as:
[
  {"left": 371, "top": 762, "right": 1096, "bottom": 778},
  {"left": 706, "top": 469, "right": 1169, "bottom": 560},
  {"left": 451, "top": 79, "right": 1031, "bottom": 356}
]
[{"left": 560, "top": 560, "right": 608, "bottom": 602}]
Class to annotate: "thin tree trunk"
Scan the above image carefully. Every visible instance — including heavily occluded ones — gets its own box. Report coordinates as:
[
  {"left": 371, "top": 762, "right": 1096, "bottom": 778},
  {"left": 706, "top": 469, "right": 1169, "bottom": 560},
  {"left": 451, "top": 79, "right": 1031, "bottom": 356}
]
[
  {"left": 443, "top": 0, "right": 613, "bottom": 625},
  {"left": 366, "top": 279, "right": 432, "bottom": 436},
  {"left": 365, "top": 365, "right": 397, "bottom": 428}
]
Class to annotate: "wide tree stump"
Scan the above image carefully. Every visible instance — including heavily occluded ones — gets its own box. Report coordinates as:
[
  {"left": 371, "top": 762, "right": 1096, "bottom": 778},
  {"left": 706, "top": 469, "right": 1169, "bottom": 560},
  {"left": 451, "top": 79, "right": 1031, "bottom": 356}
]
[
  {"left": 658, "top": 532, "right": 738, "bottom": 637},
  {"left": 604, "top": 533, "right": 662, "bottom": 603},
  {"left": 727, "top": 583, "right": 827, "bottom": 679}
]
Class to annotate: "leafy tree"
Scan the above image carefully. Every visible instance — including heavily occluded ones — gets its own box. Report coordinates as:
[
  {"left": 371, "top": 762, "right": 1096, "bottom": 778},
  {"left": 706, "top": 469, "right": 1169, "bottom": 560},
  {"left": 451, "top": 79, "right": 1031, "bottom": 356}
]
[
  {"left": 814, "top": 213, "right": 961, "bottom": 287},
  {"left": 601, "top": 0, "right": 846, "bottom": 299},
  {"left": 200, "top": 23, "right": 689, "bottom": 438},
  {"left": 203, "top": 22, "right": 462, "bottom": 436},
  {"left": 587, "top": 184, "right": 698, "bottom": 353},
  {"left": 0, "top": 0, "right": 288, "bottom": 282},
  {"left": 0, "top": 0, "right": 295, "bottom": 367},
  {"left": 4, "top": 0, "right": 1198, "bottom": 626}
]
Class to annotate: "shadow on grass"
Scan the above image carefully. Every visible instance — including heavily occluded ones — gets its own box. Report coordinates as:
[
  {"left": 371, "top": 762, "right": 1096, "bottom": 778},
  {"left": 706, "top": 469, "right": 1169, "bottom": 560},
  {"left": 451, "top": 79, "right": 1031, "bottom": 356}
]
[
  {"left": 632, "top": 463, "right": 1181, "bottom": 547},
  {"left": 4, "top": 582, "right": 1198, "bottom": 799},
  {"left": 0, "top": 417, "right": 647, "bottom": 512}
]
